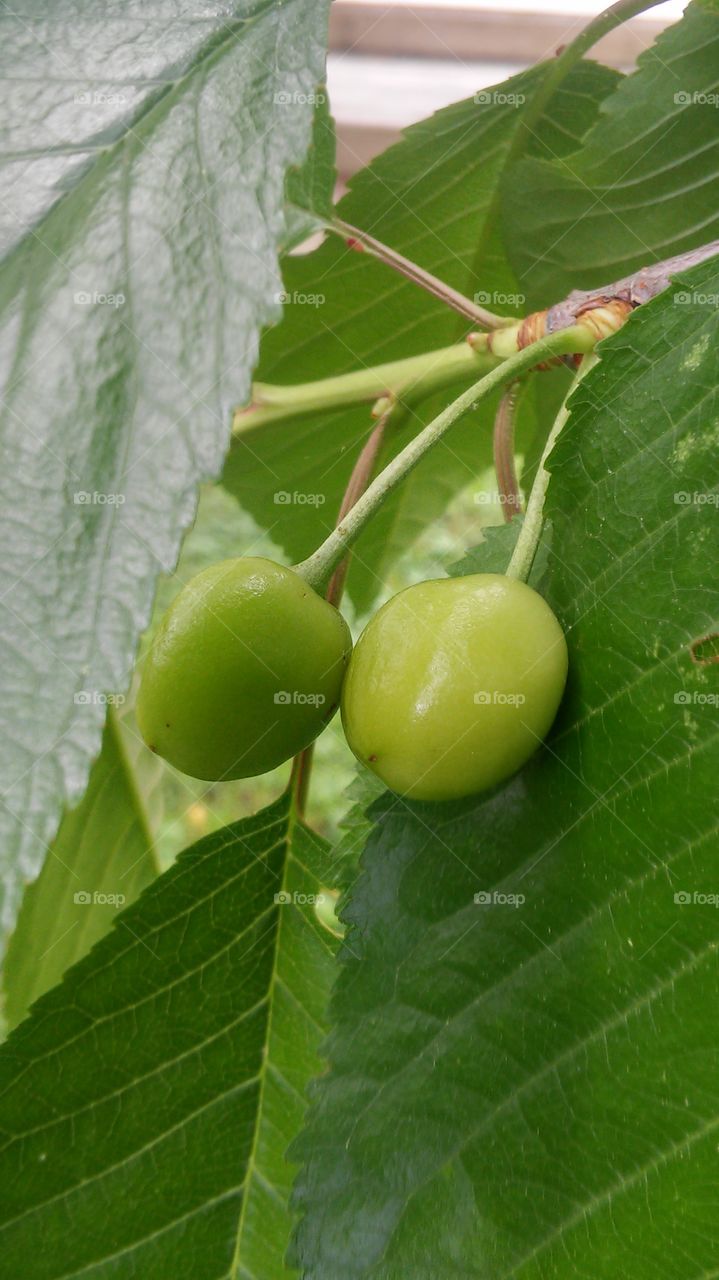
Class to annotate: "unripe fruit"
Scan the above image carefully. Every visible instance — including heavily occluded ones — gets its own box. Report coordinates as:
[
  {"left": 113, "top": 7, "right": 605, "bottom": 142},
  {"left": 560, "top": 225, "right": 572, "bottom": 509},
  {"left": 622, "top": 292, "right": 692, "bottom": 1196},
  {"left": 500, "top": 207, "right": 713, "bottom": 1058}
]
[
  {"left": 137, "top": 557, "right": 352, "bottom": 781},
  {"left": 341, "top": 573, "right": 567, "bottom": 802}
]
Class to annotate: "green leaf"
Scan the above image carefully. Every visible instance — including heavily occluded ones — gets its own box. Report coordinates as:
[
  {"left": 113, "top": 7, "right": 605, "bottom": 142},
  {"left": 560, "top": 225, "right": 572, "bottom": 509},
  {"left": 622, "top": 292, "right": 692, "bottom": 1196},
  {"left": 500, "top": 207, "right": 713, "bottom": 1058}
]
[
  {"left": 290, "top": 256, "right": 719, "bottom": 1277},
  {"left": 502, "top": 1, "right": 719, "bottom": 307},
  {"left": 2, "top": 705, "right": 161, "bottom": 1032},
  {"left": 0, "top": 793, "right": 338, "bottom": 1278},
  {"left": 0, "top": 0, "right": 331, "bottom": 942},
  {"left": 331, "top": 768, "right": 386, "bottom": 888},
  {"left": 283, "top": 89, "right": 337, "bottom": 246},
  {"left": 223, "top": 60, "right": 619, "bottom": 611},
  {"left": 449, "top": 515, "right": 552, "bottom": 588}
]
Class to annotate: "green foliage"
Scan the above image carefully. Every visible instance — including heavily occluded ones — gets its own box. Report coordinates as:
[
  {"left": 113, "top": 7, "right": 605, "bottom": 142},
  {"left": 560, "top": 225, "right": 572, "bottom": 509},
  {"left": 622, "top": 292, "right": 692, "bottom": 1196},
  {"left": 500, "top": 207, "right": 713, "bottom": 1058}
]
[
  {"left": 290, "top": 257, "right": 719, "bottom": 1276},
  {"left": 0, "top": 0, "right": 332, "bottom": 941},
  {"left": 0, "top": 795, "right": 337, "bottom": 1278},
  {"left": 2, "top": 5, "right": 719, "bottom": 1278},
  {"left": 450, "top": 516, "right": 552, "bottom": 588},
  {"left": 283, "top": 92, "right": 338, "bottom": 244},
  {"left": 502, "top": 1, "right": 719, "bottom": 305},
  {"left": 3, "top": 708, "right": 160, "bottom": 1031}
]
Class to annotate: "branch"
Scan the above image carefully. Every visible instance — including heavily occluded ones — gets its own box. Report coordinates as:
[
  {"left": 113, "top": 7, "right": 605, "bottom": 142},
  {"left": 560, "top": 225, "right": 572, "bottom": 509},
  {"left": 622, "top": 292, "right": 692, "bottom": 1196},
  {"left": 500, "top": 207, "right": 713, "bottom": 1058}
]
[
  {"left": 234, "top": 237, "right": 719, "bottom": 434},
  {"left": 545, "top": 238, "right": 719, "bottom": 331}
]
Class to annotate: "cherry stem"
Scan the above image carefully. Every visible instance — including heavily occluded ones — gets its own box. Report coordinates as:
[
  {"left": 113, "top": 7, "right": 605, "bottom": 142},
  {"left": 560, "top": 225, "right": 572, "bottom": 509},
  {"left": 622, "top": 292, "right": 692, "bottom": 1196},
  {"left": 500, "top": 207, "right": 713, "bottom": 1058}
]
[
  {"left": 506, "top": 352, "right": 599, "bottom": 583},
  {"left": 290, "top": 740, "right": 314, "bottom": 817},
  {"left": 295, "top": 325, "right": 594, "bottom": 594},
  {"left": 509, "top": 0, "right": 666, "bottom": 164},
  {"left": 290, "top": 406, "right": 393, "bottom": 817},
  {"left": 493, "top": 382, "right": 523, "bottom": 522}
]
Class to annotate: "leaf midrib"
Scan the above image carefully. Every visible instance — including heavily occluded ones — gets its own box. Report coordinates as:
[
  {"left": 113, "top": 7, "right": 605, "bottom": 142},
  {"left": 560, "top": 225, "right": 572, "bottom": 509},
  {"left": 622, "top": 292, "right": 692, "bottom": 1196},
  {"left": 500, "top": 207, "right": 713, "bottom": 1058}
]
[{"left": 230, "top": 792, "right": 301, "bottom": 1280}]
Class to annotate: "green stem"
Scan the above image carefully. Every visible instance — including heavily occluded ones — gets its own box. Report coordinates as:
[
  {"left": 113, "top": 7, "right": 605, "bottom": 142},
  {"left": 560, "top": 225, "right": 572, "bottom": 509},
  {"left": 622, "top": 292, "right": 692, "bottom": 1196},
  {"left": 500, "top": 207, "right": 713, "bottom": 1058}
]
[
  {"left": 295, "top": 327, "right": 595, "bottom": 593},
  {"left": 512, "top": 0, "right": 666, "bottom": 158},
  {"left": 233, "top": 339, "right": 499, "bottom": 433},
  {"left": 506, "top": 352, "right": 599, "bottom": 583}
]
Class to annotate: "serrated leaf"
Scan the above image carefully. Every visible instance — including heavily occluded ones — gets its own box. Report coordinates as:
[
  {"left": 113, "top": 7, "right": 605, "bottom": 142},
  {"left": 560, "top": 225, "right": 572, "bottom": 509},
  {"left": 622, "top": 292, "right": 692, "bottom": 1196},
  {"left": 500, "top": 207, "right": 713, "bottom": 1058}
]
[
  {"left": 223, "top": 60, "right": 619, "bottom": 611},
  {"left": 290, "top": 257, "right": 719, "bottom": 1277},
  {"left": 450, "top": 516, "right": 552, "bottom": 588},
  {"left": 330, "top": 768, "right": 386, "bottom": 888},
  {"left": 2, "top": 704, "right": 161, "bottom": 1032},
  {"left": 0, "top": 792, "right": 338, "bottom": 1278},
  {"left": 283, "top": 89, "right": 337, "bottom": 247},
  {"left": 502, "top": 0, "right": 719, "bottom": 307},
  {"left": 0, "top": 0, "right": 332, "bottom": 942}
]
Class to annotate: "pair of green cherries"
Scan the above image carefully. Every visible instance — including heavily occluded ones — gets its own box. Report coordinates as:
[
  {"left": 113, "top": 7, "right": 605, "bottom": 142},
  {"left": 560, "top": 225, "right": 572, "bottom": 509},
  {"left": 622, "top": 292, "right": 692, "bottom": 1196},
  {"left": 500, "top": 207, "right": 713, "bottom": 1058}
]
[{"left": 137, "top": 556, "right": 568, "bottom": 802}]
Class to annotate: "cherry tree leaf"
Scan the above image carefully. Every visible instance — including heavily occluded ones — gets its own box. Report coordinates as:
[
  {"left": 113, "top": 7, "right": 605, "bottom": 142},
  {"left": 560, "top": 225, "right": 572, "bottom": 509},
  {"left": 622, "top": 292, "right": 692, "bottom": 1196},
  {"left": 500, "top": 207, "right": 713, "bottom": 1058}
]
[
  {"left": 502, "top": 0, "right": 719, "bottom": 307},
  {"left": 0, "top": 794, "right": 338, "bottom": 1278},
  {"left": 0, "top": 0, "right": 331, "bottom": 940},
  {"left": 290, "top": 256, "right": 719, "bottom": 1278},
  {"left": 3, "top": 705, "right": 161, "bottom": 1030}
]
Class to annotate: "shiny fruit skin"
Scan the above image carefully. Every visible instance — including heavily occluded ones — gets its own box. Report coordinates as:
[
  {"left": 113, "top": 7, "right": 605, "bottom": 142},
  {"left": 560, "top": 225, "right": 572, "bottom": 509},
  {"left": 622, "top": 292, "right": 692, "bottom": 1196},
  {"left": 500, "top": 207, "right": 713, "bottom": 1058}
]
[
  {"left": 341, "top": 573, "right": 567, "bottom": 802},
  {"left": 137, "top": 557, "right": 352, "bottom": 781}
]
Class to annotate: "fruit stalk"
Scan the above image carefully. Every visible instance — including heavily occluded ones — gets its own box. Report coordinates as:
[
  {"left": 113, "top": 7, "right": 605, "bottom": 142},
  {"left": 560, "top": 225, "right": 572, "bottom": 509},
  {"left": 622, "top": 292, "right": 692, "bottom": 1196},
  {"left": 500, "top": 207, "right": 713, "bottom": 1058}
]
[
  {"left": 506, "top": 352, "right": 599, "bottom": 583},
  {"left": 295, "top": 325, "right": 595, "bottom": 593},
  {"left": 508, "top": 0, "right": 666, "bottom": 167}
]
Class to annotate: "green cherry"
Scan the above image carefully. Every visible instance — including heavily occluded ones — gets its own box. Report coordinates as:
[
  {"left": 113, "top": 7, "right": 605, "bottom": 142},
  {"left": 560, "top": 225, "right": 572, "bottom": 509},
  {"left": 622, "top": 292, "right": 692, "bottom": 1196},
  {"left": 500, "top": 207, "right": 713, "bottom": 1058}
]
[
  {"left": 137, "top": 557, "right": 352, "bottom": 781},
  {"left": 341, "top": 573, "right": 567, "bottom": 801}
]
